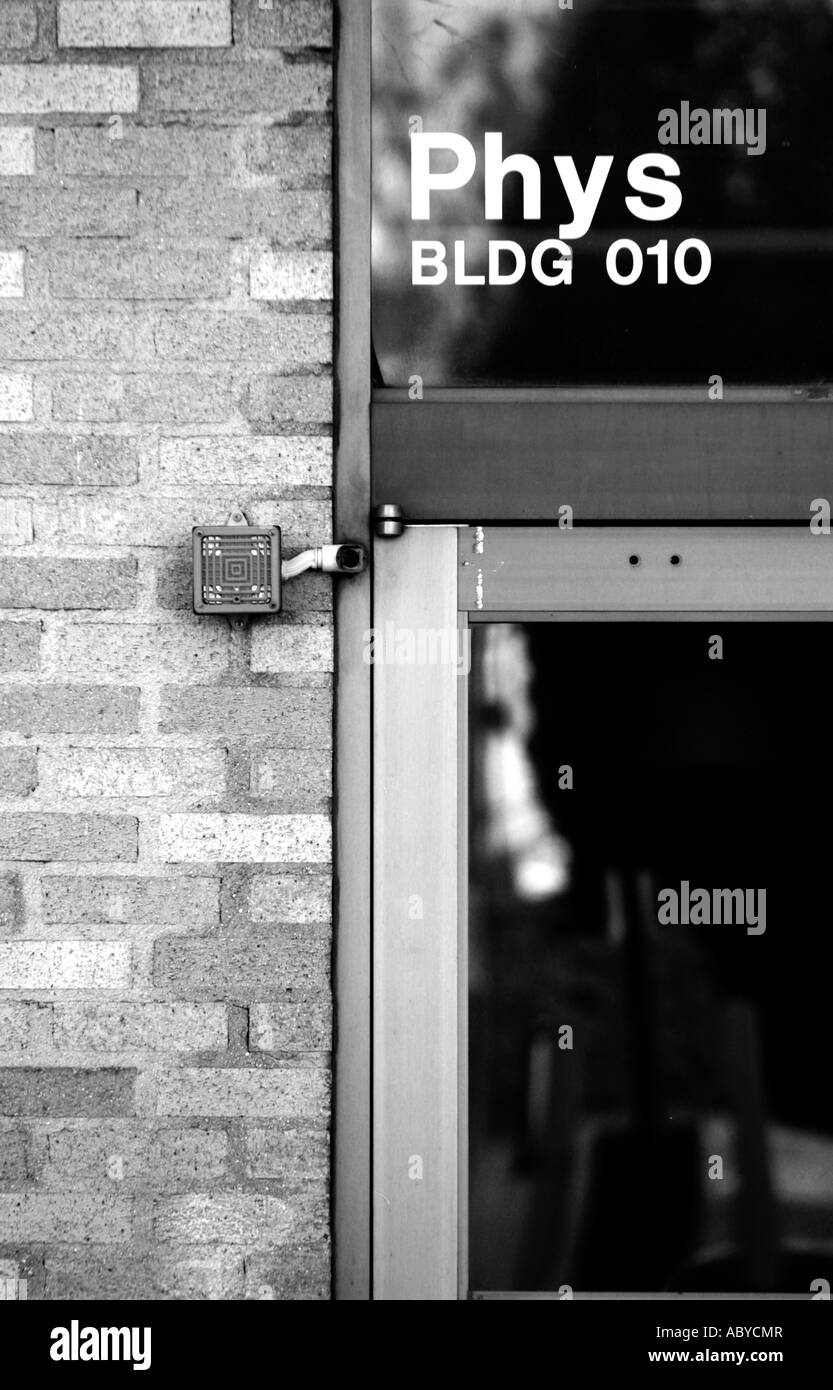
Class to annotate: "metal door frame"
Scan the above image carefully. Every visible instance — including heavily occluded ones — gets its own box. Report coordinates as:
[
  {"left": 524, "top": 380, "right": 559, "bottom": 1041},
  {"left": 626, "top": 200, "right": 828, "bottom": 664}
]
[{"left": 372, "top": 523, "right": 833, "bottom": 1300}]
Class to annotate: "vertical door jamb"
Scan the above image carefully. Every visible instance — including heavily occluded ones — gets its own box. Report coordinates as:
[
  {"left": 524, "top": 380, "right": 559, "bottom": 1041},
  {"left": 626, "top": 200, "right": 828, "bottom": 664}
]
[
  {"left": 334, "top": 0, "right": 372, "bottom": 1301},
  {"left": 373, "top": 526, "right": 461, "bottom": 1299}
]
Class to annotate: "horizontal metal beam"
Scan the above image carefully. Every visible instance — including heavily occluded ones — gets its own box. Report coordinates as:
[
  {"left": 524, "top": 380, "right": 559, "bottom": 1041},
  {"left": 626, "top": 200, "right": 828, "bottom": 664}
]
[
  {"left": 457, "top": 526, "right": 833, "bottom": 611},
  {"left": 372, "top": 401, "right": 833, "bottom": 521}
]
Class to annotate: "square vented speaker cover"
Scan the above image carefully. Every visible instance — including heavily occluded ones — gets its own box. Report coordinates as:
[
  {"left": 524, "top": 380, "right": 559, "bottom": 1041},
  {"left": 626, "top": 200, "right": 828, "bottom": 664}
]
[{"left": 193, "top": 526, "right": 281, "bottom": 614}]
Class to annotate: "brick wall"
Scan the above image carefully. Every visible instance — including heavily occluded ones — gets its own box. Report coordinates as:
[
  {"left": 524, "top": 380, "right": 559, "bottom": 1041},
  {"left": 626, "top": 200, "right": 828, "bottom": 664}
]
[{"left": 0, "top": 0, "right": 333, "bottom": 1300}]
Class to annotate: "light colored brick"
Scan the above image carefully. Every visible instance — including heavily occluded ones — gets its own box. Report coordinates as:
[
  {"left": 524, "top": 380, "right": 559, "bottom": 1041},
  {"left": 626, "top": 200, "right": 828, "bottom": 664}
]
[
  {"left": 0, "top": 435, "right": 138, "bottom": 485},
  {"left": 0, "top": 1125, "right": 29, "bottom": 1181},
  {"left": 0, "top": 750, "right": 37, "bottom": 800},
  {"left": 0, "top": 815, "right": 137, "bottom": 862},
  {"left": 143, "top": 53, "right": 329, "bottom": 116},
  {"left": 152, "top": 927, "right": 328, "bottom": 997},
  {"left": 0, "top": 248, "right": 24, "bottom": 297},
  {"left": 42, "top": 622, "right": 230, "bottom": 684},
  {"left": 0, "top": 4, "right": 37, "bottom": 49},
  {"left": 0, "top": 1192, "right": 131, "bottom": 1240},
  {"left": 154, "top": 1192, "right": 302, "bottom": 1247},
  {"left": 0, "top": 942, "right": 130, "bottom": 989},
  {"left": 49, "top": 244, "right": 231, "bottom": 300},
  {"left": 0, "top": 372, "right": 32, "bottom": 421},
  {"left": 39, "top": 748, "right": 227, "bottom": 799},
  {"left": 0, "top": 311, "right": 149, "bottom": 361},
  {"left": 0, "top": 621, "right": 38, "bottom": 672},
  {"left": 243, "top": 0, "right": 331, "bottom": 49},
  {"left": 52, "top": 372, "right": 237, "bottom": 424},
  {"left": 147, "top": 813, "right": 330, "bottom": 863},
  {"left": 0, "top": 558, "right": 136, "bottom": 609},
  {"left": 0, "top": 66, "right": 139, "bottom": 114},
  {"left": 152, "top": 309, "right": 330, "bottom": 364},
  {"left": 158, "top": 436, "right": 330, "bottom": 487},
  {"left": 250, "top": 997, "right": 330, "bottom": 1051},
  {"left": 251, "top": 250, "right": 332, "bottom": 301},
  {"left": 0, "top": 1001, "right": 52, "bottom": 1050},
  {"left": 156, "top": 1067, "right": 328, "bottom": 1120},
  {"left": 161, "top": 686, "right": 330, "bottom": 743},
  {"left": 140, "top": 186, "right": 328, "bottom": 241},
  {"left": 248, "top": 871, "right": 330, "bottom": 923},
  {"left": 45, "top": 1244, "right": 244, "bottom": 1299},
  {"left": 0, "top": 687, "right": 139, "bottom": 737},
  {"left": 0, "top": 498, "right": 33, "bottom": 545},
  {"left": 244, "top": 373, "right": 332, "bottom": 427},
  {"left": 243, "top": 1247, "right": 329, "bottom": 1300},
  {"left": 43, "top": 1123, "right": 228, "bottom": 1185},
  {"left": 0, "top": 185, "right": 136, "bottom": 237},
  {"left": 250, "top": 499, "right": 331, "bottom": 541},
  {"left": 0, "top": 0, "right": 336, "bottom": 1294},
  {"left": 41, "top": 874, "right": 218, "bottom": 927},
  {"left": 56, "top": 125, "right": 236, "bottom": 177},
  {"left": 243, "top": 1124, "right": 327, "bottom": 1182},
  {"left": 251, "top": 748, "right": 331, "bottom": 801},
  {"left": 59, "top": 1, "right": 232, "bottom": 49},
  {"left": 36, "top": 497, "right": 328, "bottom": 550},
  {"left": 0, "top": 871, "right": 24, "bottom": 934},
  {"left": 50, "top": 1003, "right": 227, "bottom": 1051},
  {"left": 251, "top": 624, "right": 333, "bottom": 674},
  {"left": 247, "top": 125, "right": 330, "bottom": 184},
  {"left": 0, "top": 127, "right": 35, "bottom": 175}
]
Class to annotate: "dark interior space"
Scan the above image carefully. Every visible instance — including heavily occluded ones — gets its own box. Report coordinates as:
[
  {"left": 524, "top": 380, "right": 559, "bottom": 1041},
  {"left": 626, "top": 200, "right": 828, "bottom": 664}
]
[{"left": 469, "top": 622, "right": 833, "bottom": 1292}]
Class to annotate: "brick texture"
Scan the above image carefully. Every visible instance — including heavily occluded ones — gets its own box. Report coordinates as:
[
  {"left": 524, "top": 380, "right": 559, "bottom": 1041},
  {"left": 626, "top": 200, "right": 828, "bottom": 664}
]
[
  {"left": 156, "top": 1068, "right": 329, "bottom": 1121},
  {"left": 58, "top": 2, "right": 232, "bottom": 49},
  {"left": 142, "top": 55, "right": 329, "bottom": 116},
  {"left": 0, "top": 4, "right": 38, "bottom": 51},
  {"left": 0, "top": 0, "right": 334, "bottom": 1301},
  {"left": 0, "top": 941, "right": 131, "bottom": 988},
  {"left": 0, "top": 435, "right": 138, "bottom": 486},
  {"left": 41, "top": 1122, "right": 229, "bottom": 1186},
  {"left": 0, "top": 250, "right": 26, "bottom": 298},
  {"left": 152, "top": 927, "right": 329, "bottom": 998},
  {"left": 55, "top": 126, "right": 237, "bottom": 178},
  {"left": 0, "top": 1069, "right": 136, "bottom": 1117},
  {"left": 0, "top": 67, "right": 139, "bottom": 114},
  {"left": 49, "top": 245, "right": 232, "bottom": 301},
  {"left": 0, "top": 127, "right": 35, "bottom": 175},
  {"left": 0, "top": 1192, "right": 132, "bottom": 1241},
  {"left": 0, "top": 873, "right": 25, "bottom": 936},
  {"left": 0, "top": 372, "right": 33, "bottom": 420},
  {"left": 240, "top": 1, "right": 331, "bottom": 50},
  {"left": 0, "top": 687, "right": 140, "bottom": 736},
  {"left": 0, "top": 750, "right": 37, "bottom": 799},
  {"left": 251, "top": 250, "right": 333, "bottom": 301},
  {"left": 41, "top": 875, "right": 219, "bottom": 927},
  {"left": 0, "top": 622, "right": 39, "bottom": 673},
  {"left": 0, "top": 816, "right": 137, "bottom": 861},
  {"left": 247, "top": 126, "right": 330, "bottom": 184},
  {"left": 0, "top": 559, "right": 136, "bottom": 610},
  {"left": 0, "top": 498, "right": 33, "bottom": 544}
]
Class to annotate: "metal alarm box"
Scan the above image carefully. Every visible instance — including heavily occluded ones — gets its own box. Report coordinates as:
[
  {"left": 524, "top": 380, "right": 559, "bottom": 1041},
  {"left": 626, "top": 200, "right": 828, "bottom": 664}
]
[{"left": 192, "top": 525, "right": 282, "bottom": 615}]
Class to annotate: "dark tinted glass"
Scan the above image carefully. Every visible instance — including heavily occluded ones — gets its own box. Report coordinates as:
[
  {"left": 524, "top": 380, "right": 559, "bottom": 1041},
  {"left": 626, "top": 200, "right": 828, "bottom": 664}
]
[
  {"left": 373, "top": 1, "right": 833, "bottom": 385},
  {"left": 468, "top": 622, "right": 833, "bottom": 1293}
]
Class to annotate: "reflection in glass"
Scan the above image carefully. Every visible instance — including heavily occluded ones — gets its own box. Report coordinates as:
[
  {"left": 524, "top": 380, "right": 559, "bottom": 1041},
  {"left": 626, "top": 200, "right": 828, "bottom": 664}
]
[
  {"left": 373, "top": 1, "right": 833, "bottom": 384},
  {"left": 468, "top": 623, "right": 833, "bottom": 1292}
]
